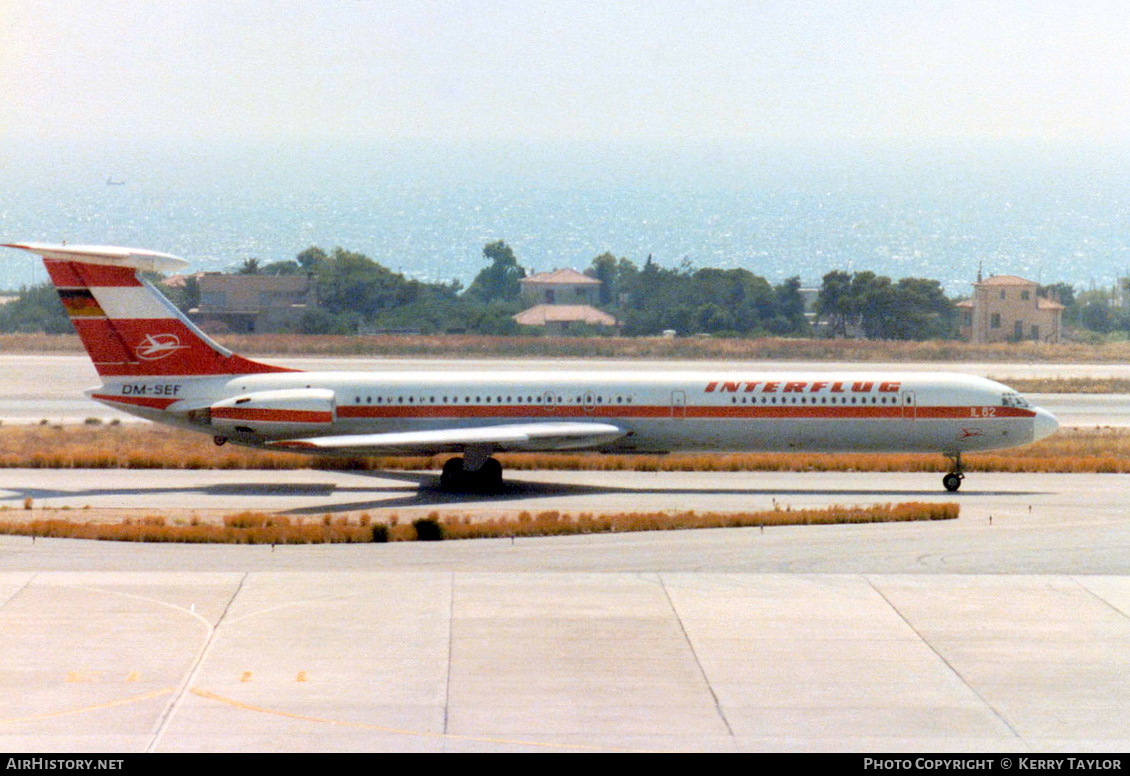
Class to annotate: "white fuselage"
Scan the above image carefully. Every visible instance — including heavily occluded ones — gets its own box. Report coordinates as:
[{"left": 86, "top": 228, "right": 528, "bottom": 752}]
[{"left": 90, "top": 369, "right": 1058, "bottom": 456}]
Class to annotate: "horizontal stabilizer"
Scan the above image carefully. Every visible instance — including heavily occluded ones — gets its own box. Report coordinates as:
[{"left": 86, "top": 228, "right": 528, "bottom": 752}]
[
  {"left": 2, "top": 242, "right": 189, "bottom": 274},
  {"left": 268, "top": 422, "right": 627, "bottom": 455}
]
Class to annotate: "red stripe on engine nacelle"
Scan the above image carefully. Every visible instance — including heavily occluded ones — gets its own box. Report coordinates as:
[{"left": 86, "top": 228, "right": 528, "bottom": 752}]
[{"left": 212, "top": 408, "right": 334, "bottom": 424}]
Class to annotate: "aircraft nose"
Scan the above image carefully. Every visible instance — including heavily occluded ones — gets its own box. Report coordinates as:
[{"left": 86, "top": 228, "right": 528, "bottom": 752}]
[{"left": 1032, "top": 406, "right": 1059, "bottom": 442}]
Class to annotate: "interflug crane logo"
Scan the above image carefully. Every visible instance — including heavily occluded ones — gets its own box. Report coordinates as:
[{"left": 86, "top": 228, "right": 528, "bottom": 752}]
[{"left": 136, "top": 333, "right": 189, "bottom": 361}]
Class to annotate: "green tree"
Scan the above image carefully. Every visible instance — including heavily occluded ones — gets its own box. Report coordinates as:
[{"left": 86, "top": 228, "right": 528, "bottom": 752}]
[
  {"left": 846, "top": 272, "right": 891, "bottom": 338},
  {"left": 586, "top": 252, "right": 618, "bottom": 305},
  {"left": 317, "top": 248, "right": 421, "bottom": 320},
  {"left": 1079, "top": 299, "right": 1114, "bottom": 334},
  {"left": 164, "top": 274, "right": 199, "bottom": 314},
  {"left": 299, "top": 308, "right": 353, "bottom": 335},
  {"left": 0, "top": 284, "right": 72, "bottom": 333},
  {"left": 887, "top": 278, "right": 956, "bottom": 340},
  {"left": 1038, "top": 282, "right": 1075, "bottom": 309},
  {"left": 237, "top": 258, "right": 261, "bottom": 275},
  {"left": 773, "top": 276, "right": 808, "bottom": 334},
  {"left": 261, "top": 260, "right": 301, "bottom": 276},
  {"left": 817, "top": 270, "right": 853, "bottom": 337},
  {"left": 296, "top": 246, "right": 328, "bottom": 272},
  {"left": 614, "top": 257, "right": 640, "bottom": 306},
  {"left": 465, "top": 240, "right": 526, "bottom": 303},
  {"left": 468, "top": 302, "right": 523, "bottom": 335},
  {"left": 615, "top": 257, "right": 798, "bottom": 337},
  {"left": 689, "top": 268, "right": 775, "bottom": 333},
  {"left": 827, "top": 272, "right": 955, "bottom": 340}
]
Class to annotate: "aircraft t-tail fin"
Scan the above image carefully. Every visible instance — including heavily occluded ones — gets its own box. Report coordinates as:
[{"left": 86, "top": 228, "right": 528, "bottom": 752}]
[{"left": 3, "top": 243, "right": 293, "bottom": 378}]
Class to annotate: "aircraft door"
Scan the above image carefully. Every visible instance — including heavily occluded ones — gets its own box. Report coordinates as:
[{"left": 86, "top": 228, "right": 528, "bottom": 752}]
[
  {"left": 671, "top": 390, "right": 686, "bottom": 419},
  {"left": 542, "top": 391, "right": 558, "bottom": 414},
  {"left": 900, "top": 390, "right": 917, "bottom": 420}
]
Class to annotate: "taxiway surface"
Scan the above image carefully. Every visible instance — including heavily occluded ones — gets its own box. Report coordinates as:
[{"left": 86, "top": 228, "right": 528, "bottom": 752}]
[
  {"left": 1, "top": 469, "right": 1129, "bottom": 751},
  {"left": 1, "top": 356, "right": 1128, "bottom": 751}
]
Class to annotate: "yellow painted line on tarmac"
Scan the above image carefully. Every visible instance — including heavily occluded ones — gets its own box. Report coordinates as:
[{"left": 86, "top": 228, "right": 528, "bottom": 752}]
[
  {"left": 190, "top": 688, "right": 639, "bottom": 752},
  {"left": 0, "top": 687, "right": 175, "bottom": 725}
]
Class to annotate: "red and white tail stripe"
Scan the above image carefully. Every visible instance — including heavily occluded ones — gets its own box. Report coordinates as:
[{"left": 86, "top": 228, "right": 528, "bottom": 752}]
[{"left": 5, "top": 243, "right": 291, "bottom": 378}]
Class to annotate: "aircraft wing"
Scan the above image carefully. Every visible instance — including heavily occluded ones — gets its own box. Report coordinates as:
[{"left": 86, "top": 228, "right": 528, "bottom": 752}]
[{"left": 266, "top": 422, "right": 628, "bottom": 455}]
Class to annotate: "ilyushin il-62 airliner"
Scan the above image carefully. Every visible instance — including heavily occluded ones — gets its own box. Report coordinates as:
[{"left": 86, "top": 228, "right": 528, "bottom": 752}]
[{"left": 3, "top": 243, "right": 1059, "bottom": 492}]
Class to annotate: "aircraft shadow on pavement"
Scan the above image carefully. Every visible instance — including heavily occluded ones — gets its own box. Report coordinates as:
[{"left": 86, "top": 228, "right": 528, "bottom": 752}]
[
  {"left": 0, "top": 471, "right": 1054, "bottom": 515},
  {"left": 279, "top": 470, "right": 1053, "bottom": 514}
]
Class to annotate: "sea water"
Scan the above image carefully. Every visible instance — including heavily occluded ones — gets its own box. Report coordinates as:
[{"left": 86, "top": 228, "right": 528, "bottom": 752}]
[{"left": 2, "top": 138, "right": 1129, "bottom": 296}]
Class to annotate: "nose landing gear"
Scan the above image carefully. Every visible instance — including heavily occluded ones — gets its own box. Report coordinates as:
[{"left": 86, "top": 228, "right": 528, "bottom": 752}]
[{"left": 943, "top": 453, "right": 964, "bottom": 492}]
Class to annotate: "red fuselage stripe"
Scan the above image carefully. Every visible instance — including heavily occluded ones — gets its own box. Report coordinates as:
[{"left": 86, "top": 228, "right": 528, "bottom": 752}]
[
  {"left": 335, "top": 404, "right": 1034, "bottom": 421},
  {"left": 211, "top": 408, "right": 334, "bottom": 424},
  {"left": 93, "top": 396, "right": 1035, "bottom": 423},
  {"left": 91, "top": 393, "right": 179, "bottom": 410}
]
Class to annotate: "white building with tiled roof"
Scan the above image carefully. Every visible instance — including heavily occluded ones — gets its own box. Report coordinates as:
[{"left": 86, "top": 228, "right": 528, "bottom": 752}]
[
  {"left": 519, "top": 268, "right": 601, "bottom": 306},
  {"left": 512, "top": 268, "right": 617, "bottom": 334},
  {"left": 512, "top": 304, "right": 618, "bottom": 334}
]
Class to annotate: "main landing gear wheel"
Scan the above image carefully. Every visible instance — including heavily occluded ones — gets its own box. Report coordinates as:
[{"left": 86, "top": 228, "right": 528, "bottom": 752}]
[
  {"left": 480, "top": 458, "right": 503, "bottom": 490},
  {"left": 439, "top": 456, "right": 504, "bottom": 492},
  {"left": 942, "top": 452, "right": 965, "bottom": 492},
  {"left": 439, "top": 457, "right": 464, "bottom": 490}
]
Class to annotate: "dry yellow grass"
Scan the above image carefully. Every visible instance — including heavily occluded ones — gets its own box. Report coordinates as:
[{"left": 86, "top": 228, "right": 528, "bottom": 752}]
[
  {"left": 429, "top": 502, "right": 957, "bottom": 540},
  {"left": 0, "top": 502, "right": 957, "bottom": 543},
  {"left": 0, "top": 423, "right": 308, "bottom": 470},
  {"left": 0, "top": 512, "right": 386, "bottom": 544},
  {"left": 0, "top": 424, "right": 1126, "bottom": 474}
]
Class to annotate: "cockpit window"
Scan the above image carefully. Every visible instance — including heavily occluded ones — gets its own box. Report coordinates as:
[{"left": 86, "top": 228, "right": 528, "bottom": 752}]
[{"left": 1001, "top": 391, "right": 1032, "bottom": 409}]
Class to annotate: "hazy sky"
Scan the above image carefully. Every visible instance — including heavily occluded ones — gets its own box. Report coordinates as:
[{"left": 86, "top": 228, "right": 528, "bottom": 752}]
[{"left": 3, "top": 0, "right": 1130, "bottom": 146}]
